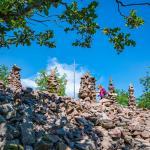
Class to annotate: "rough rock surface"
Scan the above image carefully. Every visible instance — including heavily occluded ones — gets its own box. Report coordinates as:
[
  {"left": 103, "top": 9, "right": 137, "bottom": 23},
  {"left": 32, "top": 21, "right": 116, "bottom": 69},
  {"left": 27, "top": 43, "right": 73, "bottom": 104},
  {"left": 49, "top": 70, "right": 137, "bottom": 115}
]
[{"left": 0, "top": 85, "right": 150, "bottom": 150}]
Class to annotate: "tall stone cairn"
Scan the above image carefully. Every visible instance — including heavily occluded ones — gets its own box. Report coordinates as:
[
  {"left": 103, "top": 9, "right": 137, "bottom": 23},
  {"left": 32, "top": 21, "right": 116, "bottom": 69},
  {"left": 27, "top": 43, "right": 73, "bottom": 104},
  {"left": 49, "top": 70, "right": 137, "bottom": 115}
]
[
  {"left": 128, "top": 83, "right": 136, "bottom": 109},
  {"left": 47, "top": 69, "right": 59, "bottom": 94},
  {"left": 107, "top": 78, "right": 117, "bottom": 101},
  {"left": 79, "top": 72, "right": 96, "bottom": 102},
  {"left": 8, "top": 65, "right": 22, "bottom": 93}
]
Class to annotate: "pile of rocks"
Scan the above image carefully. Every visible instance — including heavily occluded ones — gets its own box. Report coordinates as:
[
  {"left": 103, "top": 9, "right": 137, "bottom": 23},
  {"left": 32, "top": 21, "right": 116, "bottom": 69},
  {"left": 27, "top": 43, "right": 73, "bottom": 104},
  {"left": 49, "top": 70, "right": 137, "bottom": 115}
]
[
  {"left": 0, "top": 86, "right": 150, "bottom": 150},
  {"left": 0, "top": 67, "right": 150, "bottom": 150},
  {"left": 47, "top": 69, "right": 59, "bottom": 94},
  {"left": 128, "top": 84, "right": 136, "bottom": 109},
  {"left": 79, "top": 73, "right": 96, "bottom": 102},
  {"left": 8, "top": 65, "right": 22, "bottom": 93},
  {"left": 98, "top": 98, "right": 150, "bottom": 149}
]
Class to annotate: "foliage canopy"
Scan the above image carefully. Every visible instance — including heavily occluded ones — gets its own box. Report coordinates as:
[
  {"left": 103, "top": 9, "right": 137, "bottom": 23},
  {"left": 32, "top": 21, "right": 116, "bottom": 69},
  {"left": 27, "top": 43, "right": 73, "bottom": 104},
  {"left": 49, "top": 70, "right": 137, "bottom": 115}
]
[
  {"left": 138, "top": 68, "right": 150, "bottom": 109},
  {"left": 0, "top": 0, "right": 149, "bottom": 53},
  {"left": 0, "top": 65, "right": 9, "bottom": 86},
  {"left": 116, "top": 89, "right": 129, "bottom": 106}
]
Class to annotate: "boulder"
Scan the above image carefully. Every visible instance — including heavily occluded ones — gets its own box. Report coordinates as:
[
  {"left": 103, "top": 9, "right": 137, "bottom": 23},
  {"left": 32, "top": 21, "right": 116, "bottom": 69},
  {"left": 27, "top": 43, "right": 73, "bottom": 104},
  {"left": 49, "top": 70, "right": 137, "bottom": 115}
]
[
  {"left": 7, "top": 125, "right": 20, "bottom": 140},
  {"left": 109, "top": 127, "right": 122, "bottom": 139},
  {"left": 21, "top": 120, "right": 35, "bottom": 145}
]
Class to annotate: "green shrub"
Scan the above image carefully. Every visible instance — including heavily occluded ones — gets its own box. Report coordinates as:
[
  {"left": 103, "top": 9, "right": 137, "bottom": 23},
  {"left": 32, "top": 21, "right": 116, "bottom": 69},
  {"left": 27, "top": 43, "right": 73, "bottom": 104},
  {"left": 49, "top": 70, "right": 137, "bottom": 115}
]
[
  {"left": 138, "top": 92, "right": 150, "bottom": 109},
  {"left": 116, "top": 89, "right": 129, "bottom": 106},
  {"left": 0, "top": 65, "right": 9, "bottom": 86}
]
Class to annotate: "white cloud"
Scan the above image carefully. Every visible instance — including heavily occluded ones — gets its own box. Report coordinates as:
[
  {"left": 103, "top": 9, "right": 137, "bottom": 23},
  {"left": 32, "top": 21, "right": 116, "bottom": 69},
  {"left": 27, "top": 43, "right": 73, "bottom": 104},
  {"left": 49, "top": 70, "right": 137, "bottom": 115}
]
[
  {"left": 21, "top": 78, "right": 37, "bottom": 89},
  {"left": 21, "top": 58, "right": 85, "bottom": 97}
]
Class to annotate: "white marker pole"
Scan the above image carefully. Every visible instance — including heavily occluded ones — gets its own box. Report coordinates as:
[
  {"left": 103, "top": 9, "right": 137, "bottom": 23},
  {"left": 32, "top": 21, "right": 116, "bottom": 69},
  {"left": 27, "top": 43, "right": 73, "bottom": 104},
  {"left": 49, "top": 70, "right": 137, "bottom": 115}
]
[{"left": 74, "top": 60, "right": 76, "bottom": 99}]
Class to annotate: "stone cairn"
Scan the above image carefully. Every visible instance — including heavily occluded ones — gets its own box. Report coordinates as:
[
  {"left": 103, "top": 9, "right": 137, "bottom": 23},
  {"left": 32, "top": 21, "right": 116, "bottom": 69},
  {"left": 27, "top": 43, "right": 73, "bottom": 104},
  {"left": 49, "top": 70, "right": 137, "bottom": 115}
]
[
  {"left": 128, "top": 83, "right": 136, "bottom": 109},
  {"left": 79, "top": 72, "right": 96, "bottom": 102},
  {"left": 8, "top": 65, "right": 22, "bottom": 93},
  {"left": 107, "top": 78, "right": 117, "bottom": 101},
  {"left": 47, "top": 69, "right": 59, "bottom": 94}
]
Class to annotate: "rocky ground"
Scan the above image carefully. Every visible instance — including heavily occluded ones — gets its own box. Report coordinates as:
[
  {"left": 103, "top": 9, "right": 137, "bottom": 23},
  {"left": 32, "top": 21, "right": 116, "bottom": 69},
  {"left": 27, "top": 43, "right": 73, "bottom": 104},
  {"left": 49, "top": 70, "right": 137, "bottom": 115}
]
[{"left": 0, "top": 88, "right": 150, "bottom": 150}]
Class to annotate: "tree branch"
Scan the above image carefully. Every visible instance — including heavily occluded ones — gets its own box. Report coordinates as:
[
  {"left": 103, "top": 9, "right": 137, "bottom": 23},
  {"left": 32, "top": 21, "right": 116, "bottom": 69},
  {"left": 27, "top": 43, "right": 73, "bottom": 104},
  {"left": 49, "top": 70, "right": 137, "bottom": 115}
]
[
  {"left": 35, "top": 12, "right": 60, "bottom": 18},
  {"left": 28, "top": 18, "right": 65, "bottom": 29},
  {"left": 60, "top": 1, "right": 69, "bottom": 9},
  {"left": 116, "top": 1, "right": 126, "bottom": 17},
  {"left": 27, "top": 18, "right": 49, "bottom": 27},
  {"left": 116, "top": 0, "right": 150, "bottom": 7}
]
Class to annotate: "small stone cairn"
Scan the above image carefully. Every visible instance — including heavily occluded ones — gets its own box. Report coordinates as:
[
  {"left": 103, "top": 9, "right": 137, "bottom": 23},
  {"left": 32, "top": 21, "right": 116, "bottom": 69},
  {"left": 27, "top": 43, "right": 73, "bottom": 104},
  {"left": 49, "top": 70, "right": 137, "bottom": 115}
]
[
  {"left": 128, "top": 83, "right": 136, "bottom": 109},
  {"left": 8, "top": 65, "right": 22, "bottom": 93},
  {"left": 107, "top": 78, "right": 117, "bottom": 101},
  {"left": 79, "top": 72, "right": 96, "bottom": 102},
  {"left": 47, "top": 69, "right": 59, "bottom": 94}
]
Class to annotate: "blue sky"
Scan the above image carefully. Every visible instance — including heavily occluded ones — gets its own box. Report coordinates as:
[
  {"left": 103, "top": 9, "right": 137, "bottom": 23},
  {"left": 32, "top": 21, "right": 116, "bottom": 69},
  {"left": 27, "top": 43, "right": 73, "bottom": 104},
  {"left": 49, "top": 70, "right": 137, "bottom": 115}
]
[{"left": 0, "top": 0, "right": 150, "bottom": 97}]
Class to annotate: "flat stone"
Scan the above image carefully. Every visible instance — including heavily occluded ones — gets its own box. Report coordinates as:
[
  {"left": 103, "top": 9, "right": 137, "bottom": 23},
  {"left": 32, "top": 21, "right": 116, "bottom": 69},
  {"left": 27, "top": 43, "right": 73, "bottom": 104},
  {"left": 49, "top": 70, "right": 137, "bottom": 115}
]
[
  {"left": 141, "top": 131, "right": 150, "bottom": 139},
  {"left": 0, "top": 123, "right": 7, "bottom": 136},
  {"left": 35, "top": 140, "right": 53, "bottom": 150},
  {"left": 102, "top": 121, "right": 115, "bottom": 129}
]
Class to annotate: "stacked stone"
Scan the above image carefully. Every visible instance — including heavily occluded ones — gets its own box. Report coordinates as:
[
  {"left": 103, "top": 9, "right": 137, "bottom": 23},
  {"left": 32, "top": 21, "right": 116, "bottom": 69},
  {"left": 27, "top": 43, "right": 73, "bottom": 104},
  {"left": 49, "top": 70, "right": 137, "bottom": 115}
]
[
  {"left": 107, "top": 78, "right": 117, "bottom": 101},
  {"left": 47, "top": 69, "right": 59, "bottom": 94},
  {"left": 128, "top": 83, "right": 136, "bottom": 109},
  {"left": 79, "top": 72, "right": 96, "bottom": 102},
  {"left": 8, "top": 65, "right": 22, "bottom": 93}
]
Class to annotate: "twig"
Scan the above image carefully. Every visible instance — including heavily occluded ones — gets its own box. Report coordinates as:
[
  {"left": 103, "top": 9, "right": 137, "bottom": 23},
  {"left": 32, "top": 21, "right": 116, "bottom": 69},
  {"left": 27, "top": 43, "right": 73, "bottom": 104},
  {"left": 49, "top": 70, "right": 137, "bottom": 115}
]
[{"left": 116, "top": 0, "right": 150, "bottom": 7}]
